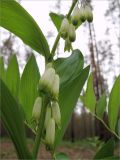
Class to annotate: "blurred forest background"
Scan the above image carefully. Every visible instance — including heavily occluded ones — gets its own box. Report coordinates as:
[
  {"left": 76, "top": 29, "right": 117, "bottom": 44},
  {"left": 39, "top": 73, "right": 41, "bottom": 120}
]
[{"left": 0, "top": 0, "right": 120, "bottom": 142}]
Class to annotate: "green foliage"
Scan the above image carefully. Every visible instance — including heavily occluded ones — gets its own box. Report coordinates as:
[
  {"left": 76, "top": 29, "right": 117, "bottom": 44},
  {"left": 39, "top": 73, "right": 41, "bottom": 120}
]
[
  {"left": 108, "top": 76, "right": 120, "bottom": 131},
  {"left": 80, "top": 74, "right": 120, "bottom": 139},
  {"left": 53, "top": 49, "right": 84, "bottom": 88},
  {"left": 55, "top": 152, "right": 70, "bottom": 160},
  {"left": 0, "top": 79, "right": 32, "bottom": 159},
  {"left": 5, "top": 55, "right": 20, "bottom": 99},
  {"left": 84, "top": 74, "right": 96, "bottom": 113},
  {"left": 19, "top": 55, "right": 40, "bottom": 125},
  {"left": 0, "top": 0, "right": 50, "bottom": 60},
  {"left": 96, "top": 93, "right": 107, "bottom": 118},
  {"left": 49, "top": 12, "right": 64, "bottom": 31},
  {"left": 94, "top": 138, "right": 115, "bottom": 159},
  {"left": 54, "top": 65, "right": 90, "bottom": 148}
]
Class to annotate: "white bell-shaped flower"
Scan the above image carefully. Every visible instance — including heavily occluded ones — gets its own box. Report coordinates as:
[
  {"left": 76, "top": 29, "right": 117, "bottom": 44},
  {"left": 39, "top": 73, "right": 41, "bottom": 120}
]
[
  {"left": 52, "top": 102, "right": 61, "bottom": 128},
  {"left": 71, "top": 6, "right": 81, "bottom": 26},
  {"left": 39, "top": 67, "right": 55, "bottom": 92},
  {"left": 45, "top": 118, "right": 55, "bottom": 146},
  {"left": 68, "top": 24, "right": 76, "bottom": 42},
  {"left": 64, "top": 38, "right": 72, "bottom": 52},
  {"left": 79, "top": 7, "right": 86, "bottom": 22},
  {"left": 45, "top": 63, "right": 53, "bottom": 70},
  {"left": 32, "top": 97, "right": 42, "bottom": 121},
  {"left": 60, "top": 18, "right": 69, "bottom": 39},
  {"left": 84, "top": 5, "right": 93, "bottom": 22}
]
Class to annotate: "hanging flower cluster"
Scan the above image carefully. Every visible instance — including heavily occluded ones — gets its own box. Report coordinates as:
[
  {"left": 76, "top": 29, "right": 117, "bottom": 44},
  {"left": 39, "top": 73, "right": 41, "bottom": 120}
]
[
  {"left": 60, "top": 2, "right": 93, "bottom": 52},
  {"left": 71, "top": 4, "right": 93, "bottom": 25},
  {"left": 32, "top": 64, "right": 61, "bottom": 149},
  {"left": 60, "top": 18, "right": 75, "bottom": 52}
]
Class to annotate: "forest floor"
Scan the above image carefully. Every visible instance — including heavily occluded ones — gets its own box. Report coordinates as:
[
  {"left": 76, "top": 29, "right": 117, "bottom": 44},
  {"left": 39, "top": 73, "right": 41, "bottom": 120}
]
[{"left": 0, "top": 138, "right": 120, "bottom": 160}]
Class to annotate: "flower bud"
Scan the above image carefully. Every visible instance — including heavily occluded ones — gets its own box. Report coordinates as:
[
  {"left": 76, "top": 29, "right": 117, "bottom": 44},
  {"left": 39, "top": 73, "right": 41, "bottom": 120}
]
[
  {"left": 79, "top": 7, "right": 86, "bottom": 22},
  {"left": 39, "top": 68, "right": 55, "bottom": 93},
  {"left": 52, "top": 102, "right": 61, "bottom": 129},
  {"left": 32, "top": 97, "right": 42, "bottom": 121},
  {"left": 71, "top": 6, "right": 81, "bottom": 26},
  {"left": 45, "top": 118, "right": 55, "bottom": 146},
  {"left": 64, "top": 38, "right": 72, "bottom": 52},
  {"left": 60, "top": 18, "right": 69, "bottom": 39},
  {"left": 84, "top": 5, "right": 93, "bottom": 22},
  {"left": 68, "top": 24, "right": 76, "bottom": 42},
  {"left": 44, "top": 105, "right": 51, "bottom": 129},
  {"left": 52, "top": 74, "right": 59, "bottom": 99}
]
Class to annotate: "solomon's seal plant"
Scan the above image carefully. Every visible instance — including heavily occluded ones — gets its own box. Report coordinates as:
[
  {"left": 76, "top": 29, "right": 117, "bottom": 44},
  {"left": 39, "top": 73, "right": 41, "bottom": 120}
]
[{"left": 0, "top": 0, "right": 120, "bottom": 159}]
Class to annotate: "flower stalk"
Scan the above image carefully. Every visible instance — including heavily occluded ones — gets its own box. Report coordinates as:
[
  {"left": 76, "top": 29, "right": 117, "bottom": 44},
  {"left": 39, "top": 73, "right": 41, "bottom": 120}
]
[{"left": 51, "top": 0, "right": 78, "bottom": 57}]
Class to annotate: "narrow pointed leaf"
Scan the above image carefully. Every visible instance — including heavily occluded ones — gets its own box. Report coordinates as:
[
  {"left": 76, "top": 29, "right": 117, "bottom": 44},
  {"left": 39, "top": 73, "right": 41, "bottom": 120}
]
[
  {"left": 94, "top": 138, "right": 114, "bottom": 159},
  {"left": 5, "top": 55, "right": 20, "bottom": 99},
  {"left": 0, "top": 0, "right": 50, "bottom": 59},
  {"left": 49, "top": 12, "right": 64, "bottom": 31},
  {"left": 108, "top": 76, "right": 120, "bottom": 131},
  {"left": 54, "top": 66, "right": 90, "bottom": 148},
  {"left": 84, "top": 74, "right": 96, "bottom": 113},
  {"left": 96, "top": 94, "right": 107, "bottom": 118},
  {"left": 0, "top": 79, "right": 32, "bottom": 159},
  {"left": 19, "top": 54, "right": 40, "bottom": 125}
]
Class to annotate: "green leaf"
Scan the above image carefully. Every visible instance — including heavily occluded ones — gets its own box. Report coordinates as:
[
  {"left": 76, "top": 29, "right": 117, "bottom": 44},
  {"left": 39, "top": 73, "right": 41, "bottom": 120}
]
[
  {"left": 94, "top": 138, "right": 115, "bottom": 159},
  {"left": 0, "top": 79, "right": 32, "bottom": 159},
  {"left": 19, "top": 54, "right": 40, "bottom": 125},
  {"left": 49, "top": 12, "right": 64, "bottom": 31},
  {"left": 5, "top": 55, "right": 20, "bottom": 99},
  {"left": 55, "top": 152, "right": 70, "bottom": 160},
  {"left": 117, "top": 118, "right": 120, "bottom": 136},
  {"left": 53, "top": 49, "right": 84, "bottom": 88},
  {"left": 108, "top": 76, "right": 120, "bottom": 131},
  {"left": 102, "top": 156, "right": 120, "bottom": 160},
  {"left": 96, "top": 94, "right": 107, "bottom": 118},
  {"left": 84, "top": 74, "right": 96, "bottom": 113},
  {"left": 54, "top": 66, "right": 90, "bottom": 148},
  {"left": 0, "top": 56, "right": 6, "bottom": 82},
  {"left": 1, "top": 0, "right": 50, "bottom": 59}
]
